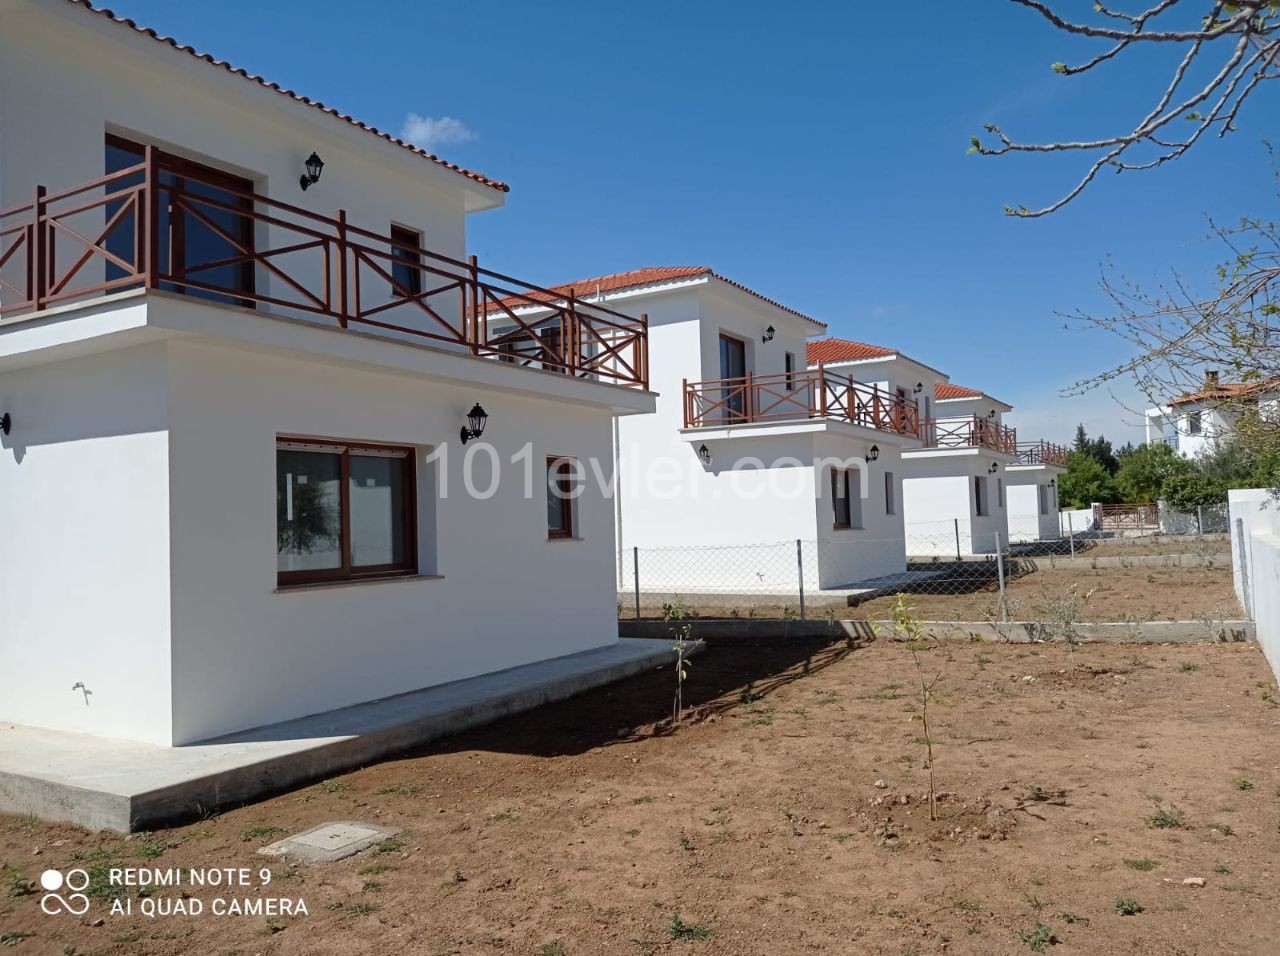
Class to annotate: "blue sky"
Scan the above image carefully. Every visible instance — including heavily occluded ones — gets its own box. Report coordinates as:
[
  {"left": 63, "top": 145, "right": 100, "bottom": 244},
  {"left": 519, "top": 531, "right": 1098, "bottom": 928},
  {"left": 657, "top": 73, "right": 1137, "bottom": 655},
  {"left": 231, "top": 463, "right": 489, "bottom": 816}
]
[{"left": 110, "top": 1, "right": 1273, "bottom": 444}]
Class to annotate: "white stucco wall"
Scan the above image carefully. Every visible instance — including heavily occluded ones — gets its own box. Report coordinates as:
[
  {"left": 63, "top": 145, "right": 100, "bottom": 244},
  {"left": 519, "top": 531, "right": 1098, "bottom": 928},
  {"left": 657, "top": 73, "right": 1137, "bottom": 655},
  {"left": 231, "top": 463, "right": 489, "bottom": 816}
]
[
  {"left": 0, "top": 335, "right": 174, "bottom": 743},
  {"left": 162, "top": 336, "right": 623, "bottom": 744},
  {"left": 0, "top": 1, "right": 490, "bottom": 325},
  {"left": 901, "top": 453, "right": 1010, "bottom": 555},
  {"left": 1005, "top": 467, "right": 1062, "bottom": 542},
  {"left": 1228, "top": 489, "right": 1280, "bottom": 683}
]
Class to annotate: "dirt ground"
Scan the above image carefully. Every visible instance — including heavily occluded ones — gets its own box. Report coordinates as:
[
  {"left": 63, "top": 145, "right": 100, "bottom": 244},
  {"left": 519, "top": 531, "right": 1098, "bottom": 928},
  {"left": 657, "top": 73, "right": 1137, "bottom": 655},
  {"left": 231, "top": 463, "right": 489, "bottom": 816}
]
[
  {"left": 854, "top": 565, "right": 1242, "bottom": 625},
  {"left": 3, "top": 638, "right": 1279, "bottom": 955},
  {"left": 633, "top": 565, "right": 1242, "bottom": 625},
  {"left": 1072, "top": 536, "right": 1231, "bottom": 558}
]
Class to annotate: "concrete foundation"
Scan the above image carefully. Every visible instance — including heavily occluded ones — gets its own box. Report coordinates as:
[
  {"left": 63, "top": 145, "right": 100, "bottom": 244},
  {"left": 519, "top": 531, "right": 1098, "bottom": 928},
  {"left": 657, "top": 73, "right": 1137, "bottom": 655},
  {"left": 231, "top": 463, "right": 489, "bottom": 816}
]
[{"left": 0, "top": 639, "right": 687, "bottom": 833}]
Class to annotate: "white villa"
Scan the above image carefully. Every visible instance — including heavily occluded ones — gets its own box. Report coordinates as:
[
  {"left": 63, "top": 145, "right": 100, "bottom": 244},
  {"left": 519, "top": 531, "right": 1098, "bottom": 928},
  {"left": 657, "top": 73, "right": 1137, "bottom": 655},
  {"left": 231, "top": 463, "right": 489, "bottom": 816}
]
[
  {"left": 0, "top": 0, "right": 654, "bottom": 746},
  {"left": 1145, "top": 370, "right": 1279, "bottom": 459},
  {"left": 496, "top": 268, "right": 924, "bottom": 592},
  {"left": 1005, "top": 441, "right": 1068, "bottom": 543},
  {"left": 808, "top": 339, "right": 1064, "bottom": 553}
]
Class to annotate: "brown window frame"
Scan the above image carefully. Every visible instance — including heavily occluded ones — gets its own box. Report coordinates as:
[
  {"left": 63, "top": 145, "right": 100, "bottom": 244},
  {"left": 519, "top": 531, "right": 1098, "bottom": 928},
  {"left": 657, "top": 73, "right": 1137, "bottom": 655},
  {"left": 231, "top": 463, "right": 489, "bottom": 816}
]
[
  {"left": 107, "top": 133, "right": 256, "bottom": 306},
  {"left": 546, "top": 456, "right": 577, "bottom": 540},
  {"left": 277, "top": 437, "right": 418, "bottom": 587},
  {"left": 784, "top": 351, "right": 796, "bottom": 391},
  {"left": 390, "top": 224, "right": 423, "bottom": 298},
  {"left": 831, "top": 467, "right": 853, "bottom": 530}
]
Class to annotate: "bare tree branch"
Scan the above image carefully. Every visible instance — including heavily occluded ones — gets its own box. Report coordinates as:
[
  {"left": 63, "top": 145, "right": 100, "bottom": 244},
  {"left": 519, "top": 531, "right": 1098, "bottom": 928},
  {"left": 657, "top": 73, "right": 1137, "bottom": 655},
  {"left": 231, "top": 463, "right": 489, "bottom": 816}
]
[{"left": 973, "top": 1, "right": 1279, "bottom": 217}]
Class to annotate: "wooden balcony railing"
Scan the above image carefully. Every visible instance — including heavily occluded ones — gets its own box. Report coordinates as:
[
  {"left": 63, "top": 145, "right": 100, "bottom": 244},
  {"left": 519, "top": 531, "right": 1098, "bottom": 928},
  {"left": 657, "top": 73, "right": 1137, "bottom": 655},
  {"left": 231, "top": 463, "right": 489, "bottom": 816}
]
[
  {"left": 682, "top": 367, "right": 921, "bottom": 437},
  {"left": 922, "top": 415, "right": 1018, "bottom": 454},
  {"left": 1015, "top": 440, "right": 1068, "bottom": 466},
  {"left": 0, "top": 148, "right": 648, "bottom": 389}
]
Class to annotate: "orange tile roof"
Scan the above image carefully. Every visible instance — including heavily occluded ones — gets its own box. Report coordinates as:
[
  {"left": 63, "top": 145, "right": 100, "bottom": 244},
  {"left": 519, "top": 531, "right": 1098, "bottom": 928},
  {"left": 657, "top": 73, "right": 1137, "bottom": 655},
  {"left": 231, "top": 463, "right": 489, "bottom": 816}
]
[
  {"left": 68, "top": 0, "right": 508, "bottom": 194},
  {"left": 1169, "top": 378, "right": 1280, "bottom": 406},
  {"left": 496, "top": 267, "right": 825, "bottom": 327},
  {"left": 935, "top": 383, "right": 984, "bottom": 400},
  {"left": 806, "top": 338, "right": 895, "bottom": 365}
]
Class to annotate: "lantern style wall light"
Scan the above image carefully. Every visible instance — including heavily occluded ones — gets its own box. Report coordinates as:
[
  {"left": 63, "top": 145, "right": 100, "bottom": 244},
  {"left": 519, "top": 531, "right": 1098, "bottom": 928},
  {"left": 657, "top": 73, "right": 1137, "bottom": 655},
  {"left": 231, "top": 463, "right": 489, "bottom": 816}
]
[
  {"left": 299, "top": 152, "right": 324, "bottom": 191},
  {"left": 913, "top": 382, "right": 924, "bottom": 394},
  {"left": 0, "top": 413, "right": 9, "bottom": 435},
  {"left": 761, "top": 325, "right": 775, "bottom": 343},
  {"left": 697, "top": 444, "right": 712, "bottom": 466},
  {"left": 988, "top": 409, "right": 997, "bottom": 419},
  {"left": 989, "top": 461, "right": 999, "bottom": 473},
  {"left": 865, "top": 444, "right": 880, "bottom": 463},
  {"left": 459, "top": 403, "right": 488, "bottom": 444}
]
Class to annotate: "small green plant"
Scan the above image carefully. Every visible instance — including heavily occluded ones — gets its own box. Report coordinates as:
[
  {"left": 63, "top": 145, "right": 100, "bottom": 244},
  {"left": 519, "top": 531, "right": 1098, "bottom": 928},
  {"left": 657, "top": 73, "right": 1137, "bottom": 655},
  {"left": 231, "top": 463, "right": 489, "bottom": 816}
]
[
  {"left": 0, "top": 931, "right": 35, "bottom": 946},
  {"left": 448, "top": 870, "right": 466, "bottom": 884},
  {"left": 1212, "top": 822, "right": 1234, "bottom": 836},
  {"left": 1113, "top": 897, "right": 1143, "bottom": 916},
  {"left": 663, "top": 599, "right": 695, "bottom": 726},
  {"left": 679, "top": 835, "right": 694, "bottom": 851},
  {"left": 240, "top": 824, "right": 283, "bottom": 843},
  {"left": 1214, "top": 863, "right": 1232, "bottom": 874},
  {"left": 1019, "top": 922, "right": 1056, "bottom": 951},
  {"left": 375, "top": 837, "right": 405, "bottom": 853},
  {"left": 1179, "top": 662, "right": 1201, "bottom": 673},
  {"left": 359, "top": 863, "right": 393, "bottom": 876},
  {"left": 361, "top": 880, "right": 381, "bottom": 893},
  {"left": 320, "top": 780, "right": 352, "bottom": 794},
  {"left": 952, "top": 898, "right": 979, "bottom": 912},
  {"left": 631, "top": 795, "right": 653, "bottom": 805},
  {"left": 1124, "top": 857, "right": 1157, "bottom": 871},
  {"left": 488, "top": 811, "right": 516, "bottom": 823},
  {"left": 344, "top": 901, "right": 378, "bottom": 916},
  {"left": 1233, "top": 778, "right": 1255, "bottom": 791},
  {"left": 538, "top": 944, "right": 568, "bottom": 956},
  {"left": 666, "top": 915, "right": 712, "bottom": 941},
  {"left": 374, "top": 783, "right": 422, "bottom": 797},
  {"left": 1058, "top": 911, "right": 1088, "bottom": 925},
  {"left": 1147, "top": 805, "right": 1187, "bottom": 829}
]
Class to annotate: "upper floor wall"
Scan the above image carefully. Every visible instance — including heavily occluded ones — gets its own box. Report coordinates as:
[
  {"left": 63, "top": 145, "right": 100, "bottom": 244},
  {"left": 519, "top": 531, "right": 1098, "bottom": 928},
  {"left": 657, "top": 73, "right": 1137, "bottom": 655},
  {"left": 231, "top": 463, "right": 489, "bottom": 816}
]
[
  {"left": 815, "top": 353, "right": 947, "bottom": 427},
  {"left": 0, "top": 1, "right": 500, "bottom": 264}
]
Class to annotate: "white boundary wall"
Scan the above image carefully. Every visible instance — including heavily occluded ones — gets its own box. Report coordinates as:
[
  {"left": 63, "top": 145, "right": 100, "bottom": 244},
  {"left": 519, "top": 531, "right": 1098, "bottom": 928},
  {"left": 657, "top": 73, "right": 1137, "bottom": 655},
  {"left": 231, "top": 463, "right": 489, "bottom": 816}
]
[{"left": 1228, "top": 488, "right": 1280, "bottom": 682}]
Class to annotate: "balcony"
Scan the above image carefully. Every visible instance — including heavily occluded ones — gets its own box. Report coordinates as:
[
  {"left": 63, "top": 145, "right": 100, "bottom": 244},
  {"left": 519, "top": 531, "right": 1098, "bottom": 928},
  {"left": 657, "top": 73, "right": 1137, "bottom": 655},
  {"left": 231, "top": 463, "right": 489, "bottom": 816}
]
[
  {"left": 682, "top": 367, "right": 921, "bottom": 437},
  {"left": 921, "top": 415, "right": 1018, "bottom": 455},
  {"left": 1015, "top": 440, "right": 1068, "bottom": 466},
  {"left": 0, "top": 149, "right": 648, "bottom": 389}
]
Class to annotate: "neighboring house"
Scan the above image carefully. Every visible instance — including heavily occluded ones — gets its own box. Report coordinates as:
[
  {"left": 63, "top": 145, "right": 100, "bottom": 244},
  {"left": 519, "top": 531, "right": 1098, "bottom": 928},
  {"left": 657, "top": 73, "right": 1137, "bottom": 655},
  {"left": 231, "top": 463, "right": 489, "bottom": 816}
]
[
  {"left": 1005, "top": 441, "right": 1068, "bottom": 543},
  {"left": 1144, "top": 370, "right": 1280, "bottom": 459},
  {"left": 0, "top": 0, "right": 654, "bottom": 746},
  {"left": 807, "top": 341, "right": 1021, "bottom": 555},
  {"left": 496, "top": 269, "right": 924, "bottom": 590}
]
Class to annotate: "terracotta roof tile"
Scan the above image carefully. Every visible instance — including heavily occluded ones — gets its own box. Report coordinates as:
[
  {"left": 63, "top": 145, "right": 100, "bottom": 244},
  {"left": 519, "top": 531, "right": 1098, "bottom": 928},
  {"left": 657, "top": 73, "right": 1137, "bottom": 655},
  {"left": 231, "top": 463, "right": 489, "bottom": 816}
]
[
  {"left": 1169, "top": 378, "right": 1280, "bottom": 406},
  {"left": 935, "top": 383, "right": 984, "bottom": 400},
  {"left": 68, "top": 0, "right": 508, "bottom": 193},
  {"left": 496, "top": 267, "right": 826, "bottom": 327},
  {"left": 806, "top": 338, "right": 895, "bottom": 365}
]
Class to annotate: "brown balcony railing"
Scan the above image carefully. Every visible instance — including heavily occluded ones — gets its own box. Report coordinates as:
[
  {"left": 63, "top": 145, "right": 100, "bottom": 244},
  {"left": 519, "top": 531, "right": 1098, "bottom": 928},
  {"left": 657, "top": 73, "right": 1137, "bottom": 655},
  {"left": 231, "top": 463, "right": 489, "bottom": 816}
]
[
  {"left": 922, "top": 415, "right": 1017, "bottom": 454},
  {"left": 682, "top": 367, "right": 921, "bottom": 437},
  {"left": 1016, "top": 440, "right": 1068, "bottom": 466},
  {"left": 0, "top": 147, "right": 648, "bottom": 389}
]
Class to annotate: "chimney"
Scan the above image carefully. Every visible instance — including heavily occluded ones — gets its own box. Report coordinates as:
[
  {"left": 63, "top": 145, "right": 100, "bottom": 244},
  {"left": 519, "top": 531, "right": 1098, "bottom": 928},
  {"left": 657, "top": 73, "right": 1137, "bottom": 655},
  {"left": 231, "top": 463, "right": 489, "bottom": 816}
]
[{"left": 1204, "top": 369, "right": 1219, "bottom": 389}]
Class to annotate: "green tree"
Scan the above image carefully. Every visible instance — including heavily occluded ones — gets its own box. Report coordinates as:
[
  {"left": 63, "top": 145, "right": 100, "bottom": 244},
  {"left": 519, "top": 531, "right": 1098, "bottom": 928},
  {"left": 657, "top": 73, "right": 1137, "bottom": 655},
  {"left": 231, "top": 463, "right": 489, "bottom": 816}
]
[
  {"left": 1115, "top": 443, "right": 1194, "bottom": 502},
  {"left": 1058, "top": 451, "right": 1120, "bottom": 509},
  {"left": 1161, "top": 471, "right": 1228, "bottom": 512},
  {"left": 1072, "top": 424, "right": 1119, "bottom": 474}
]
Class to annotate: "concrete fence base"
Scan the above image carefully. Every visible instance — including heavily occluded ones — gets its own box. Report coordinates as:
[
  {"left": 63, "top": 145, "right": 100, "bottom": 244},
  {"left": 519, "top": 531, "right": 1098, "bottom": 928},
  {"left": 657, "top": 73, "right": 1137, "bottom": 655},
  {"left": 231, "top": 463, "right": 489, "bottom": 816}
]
[
  {"left": 1019, "top": 553, "right": 1231, "bottom": 571},
  {"left": 619, "top": 618, "right": 1254, "bottom": 644}
]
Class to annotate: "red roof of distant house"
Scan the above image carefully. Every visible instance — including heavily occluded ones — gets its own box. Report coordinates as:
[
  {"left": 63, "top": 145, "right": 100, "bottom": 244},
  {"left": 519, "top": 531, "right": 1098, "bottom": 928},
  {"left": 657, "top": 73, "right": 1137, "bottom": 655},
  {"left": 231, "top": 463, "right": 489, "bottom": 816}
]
[
  {"left": 67, "top": 0, "right": 508, "bottom": 194},
  {"left": 1169, "top": 379, "right": 1280, "bottom": 406},
  {"left": 806, "top": 338, "right": 895, "bottom": 365},
  {"left": 935, "top": 383, "right": 984, "bottom": 400},
  {"left": 495, "top": 267, "right": 825, "bottom": 327}
]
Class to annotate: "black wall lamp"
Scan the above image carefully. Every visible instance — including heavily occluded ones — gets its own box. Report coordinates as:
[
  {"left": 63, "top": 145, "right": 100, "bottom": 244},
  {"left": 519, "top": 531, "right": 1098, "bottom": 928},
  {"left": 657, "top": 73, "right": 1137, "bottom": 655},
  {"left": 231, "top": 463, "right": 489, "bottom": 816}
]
[
  {"left": 1048, "top": 478, "right": 1057, "bottom": 489},
  {"left": 299, "top": 152, "right": 324, "bottom": 191},
  {"left": 989, "top": 462, "right": 999, "bottom": 473},
  {"left": 865, "top": 444, "right": 880, "bottom": 463},
  {"left": 913, "top": 382, "right": 924, "bottom": 394},
  {"left": 988, "top": 409, "right": 997, "bottom": 419},
  {"left": 697, "top": 444, "right": 712, "bottom": 466},
  {"left": 460, "top": 403, "right": 488, "bottom": 444},
  {"left": 0, "top": 413, "right": 9, "bottom": 435},
  {"left": 761, "top": 325, "right": 775, "bottom": 343}
]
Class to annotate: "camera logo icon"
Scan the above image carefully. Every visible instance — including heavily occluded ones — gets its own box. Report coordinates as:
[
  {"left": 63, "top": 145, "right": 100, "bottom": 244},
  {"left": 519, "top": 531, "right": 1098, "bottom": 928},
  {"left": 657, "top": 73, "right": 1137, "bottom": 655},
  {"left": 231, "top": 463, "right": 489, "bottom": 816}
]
[{"left": 39, "top": 869, "right": 91, "bottom": 916}]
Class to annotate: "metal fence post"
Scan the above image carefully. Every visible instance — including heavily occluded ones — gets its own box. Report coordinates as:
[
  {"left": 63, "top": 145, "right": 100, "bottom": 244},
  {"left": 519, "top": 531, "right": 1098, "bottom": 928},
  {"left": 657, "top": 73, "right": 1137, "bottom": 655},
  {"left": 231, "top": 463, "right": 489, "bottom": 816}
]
[
  {"left": 1196, "top": 505, "right": 1204, "bottom": 536},
  {"left": 1066, "top": 513, "right": 1075, "bottom": 557},
  {"left": 995, "top": 532, "right": 1009, "bottom": 623},
  {"left": 633, "top": 545, "right": 641, "bottom": 620},
  {"left": 954, "top": 518, "right": 962, "bottom": 560},
  {"left": 1235, "top": 518, "right": 1253, "bottom": 618},
  {"left": 796, "top": 539, "right": 806, "bottom": 621}
]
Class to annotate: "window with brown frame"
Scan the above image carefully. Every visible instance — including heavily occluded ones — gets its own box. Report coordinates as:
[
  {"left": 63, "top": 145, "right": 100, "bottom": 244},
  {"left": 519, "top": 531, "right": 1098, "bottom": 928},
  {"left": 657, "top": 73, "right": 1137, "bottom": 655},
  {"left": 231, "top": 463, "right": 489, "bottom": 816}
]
[
  {"left": 546, "top": 456, "right": 579, "bottom": 539},
  {"left": 277, "top": 439, "right": 417, "bottom": 585},
  {"left": 390, "top": 225, "right": 422, "bottom": 298},
  {"left": 831, "top": 467, "right": 862, "bottom": 530}
]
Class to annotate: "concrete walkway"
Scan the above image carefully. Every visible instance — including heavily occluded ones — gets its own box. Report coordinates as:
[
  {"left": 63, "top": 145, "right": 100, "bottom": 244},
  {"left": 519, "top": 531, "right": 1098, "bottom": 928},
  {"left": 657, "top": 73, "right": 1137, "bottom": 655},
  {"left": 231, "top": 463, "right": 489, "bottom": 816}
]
[{"left": 0, "top": 638, "right": 683, "bottom": 833}]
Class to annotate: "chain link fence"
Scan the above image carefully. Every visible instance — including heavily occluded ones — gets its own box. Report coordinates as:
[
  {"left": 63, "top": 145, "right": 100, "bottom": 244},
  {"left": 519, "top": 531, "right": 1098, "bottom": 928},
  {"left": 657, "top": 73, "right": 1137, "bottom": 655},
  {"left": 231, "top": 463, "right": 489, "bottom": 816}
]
[{"left": 618, "top": 526, "right": 1025, "bottom": 621}]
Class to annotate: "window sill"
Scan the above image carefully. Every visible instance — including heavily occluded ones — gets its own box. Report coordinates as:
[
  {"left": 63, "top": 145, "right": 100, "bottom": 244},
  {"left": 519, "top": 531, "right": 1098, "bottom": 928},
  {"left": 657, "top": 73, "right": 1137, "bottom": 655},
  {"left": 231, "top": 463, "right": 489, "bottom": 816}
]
[
  {"left": 547, "top": 535, "right": 584, "bottom": 543},
  {"left": 275, "top": 573, "right": 443, "bottom": 594}
]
